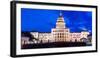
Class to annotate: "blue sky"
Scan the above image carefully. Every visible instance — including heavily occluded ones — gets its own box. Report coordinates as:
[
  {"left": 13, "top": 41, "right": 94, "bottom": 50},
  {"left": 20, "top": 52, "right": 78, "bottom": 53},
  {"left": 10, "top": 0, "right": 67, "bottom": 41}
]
[{"left": 21, "top": 8, "right": 92, "bottom": 33}]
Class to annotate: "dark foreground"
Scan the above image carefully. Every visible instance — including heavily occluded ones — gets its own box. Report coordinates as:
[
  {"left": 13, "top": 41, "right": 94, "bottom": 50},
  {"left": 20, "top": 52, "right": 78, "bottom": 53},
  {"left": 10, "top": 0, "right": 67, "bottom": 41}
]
[{"left": 21, "top": 42, "right": 91, "bottom": 49}]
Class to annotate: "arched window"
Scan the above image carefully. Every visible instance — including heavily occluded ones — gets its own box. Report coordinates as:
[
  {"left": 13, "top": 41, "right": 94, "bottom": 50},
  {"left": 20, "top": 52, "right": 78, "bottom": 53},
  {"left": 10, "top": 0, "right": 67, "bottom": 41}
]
[{"left": 75, "top": 39, "right": 77, "bottom": 42}]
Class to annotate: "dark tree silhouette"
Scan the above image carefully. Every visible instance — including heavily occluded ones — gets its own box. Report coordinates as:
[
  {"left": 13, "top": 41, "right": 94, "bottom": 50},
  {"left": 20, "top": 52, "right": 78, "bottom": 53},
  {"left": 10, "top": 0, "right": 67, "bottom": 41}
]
[
  {"left": 21, "top": 32, "right": 39, "bottom": 41},
  {"left": 80, "top": 38, "right": 87, "bottom": 42}
]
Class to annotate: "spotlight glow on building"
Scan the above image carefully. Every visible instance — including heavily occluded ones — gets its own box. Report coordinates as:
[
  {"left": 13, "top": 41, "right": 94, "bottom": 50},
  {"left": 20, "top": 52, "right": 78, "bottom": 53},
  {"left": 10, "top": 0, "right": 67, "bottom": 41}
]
[{"left": 22, "top": 12, "right": 90, "bottom": 44}]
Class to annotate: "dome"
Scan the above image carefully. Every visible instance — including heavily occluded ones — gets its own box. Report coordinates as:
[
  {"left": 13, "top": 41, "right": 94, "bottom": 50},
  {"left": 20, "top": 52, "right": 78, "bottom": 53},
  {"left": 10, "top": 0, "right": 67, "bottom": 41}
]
[{"left": 56, "top": 12, "right": 66, "bottom": 29}]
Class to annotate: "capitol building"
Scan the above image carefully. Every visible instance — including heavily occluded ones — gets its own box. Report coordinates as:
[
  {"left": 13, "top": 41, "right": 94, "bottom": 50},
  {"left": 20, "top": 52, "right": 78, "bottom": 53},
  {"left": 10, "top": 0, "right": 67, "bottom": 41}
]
[{"left": 22, "top": 12, "right": 90, "bottom": 44}]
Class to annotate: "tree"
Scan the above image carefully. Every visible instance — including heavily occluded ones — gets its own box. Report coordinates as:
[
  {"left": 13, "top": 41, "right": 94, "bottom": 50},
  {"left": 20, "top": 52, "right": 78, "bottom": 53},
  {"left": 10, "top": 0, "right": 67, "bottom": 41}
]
[{"left": 80, "top": 38, "right": 87, "bottom": 43}]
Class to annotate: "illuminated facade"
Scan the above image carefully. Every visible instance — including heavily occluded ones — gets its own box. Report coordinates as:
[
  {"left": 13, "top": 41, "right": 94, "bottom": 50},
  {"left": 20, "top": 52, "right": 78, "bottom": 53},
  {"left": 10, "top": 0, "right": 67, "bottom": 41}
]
[{"left": 27, "top": 12, "right": 89, "bottom": 43}]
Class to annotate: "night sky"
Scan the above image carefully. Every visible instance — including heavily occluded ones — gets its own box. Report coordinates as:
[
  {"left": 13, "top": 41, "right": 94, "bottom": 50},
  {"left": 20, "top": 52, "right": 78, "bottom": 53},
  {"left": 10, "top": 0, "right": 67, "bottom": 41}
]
[{"left": 21, "top": 8, "right": 92, "bottom": 33}]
